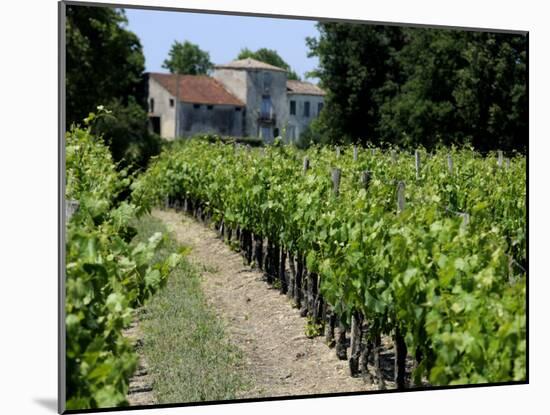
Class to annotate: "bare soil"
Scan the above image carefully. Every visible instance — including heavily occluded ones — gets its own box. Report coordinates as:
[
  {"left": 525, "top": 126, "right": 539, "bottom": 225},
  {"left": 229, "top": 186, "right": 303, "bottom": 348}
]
[{"left": 153, "top": 208, "right": 386, "bottom": 398}]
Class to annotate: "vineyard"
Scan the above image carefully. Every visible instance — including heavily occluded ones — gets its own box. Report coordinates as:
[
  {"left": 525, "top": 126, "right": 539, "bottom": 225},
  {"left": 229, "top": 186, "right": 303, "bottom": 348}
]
[
  {"left": 132, "top": 139, "right": 526, "bottom": 388},
  {"left": 64, "top": 119, "right": 181, "bottom": 409}
]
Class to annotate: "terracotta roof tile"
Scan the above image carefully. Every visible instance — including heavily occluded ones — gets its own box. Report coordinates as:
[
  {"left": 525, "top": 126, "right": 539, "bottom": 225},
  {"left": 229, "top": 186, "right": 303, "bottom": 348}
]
[
  {"left": 286, "top": 80, "right": 326, "bottom": 96},
  {"left": 149, "top": 73, "right": 244, "bottom": 106}
]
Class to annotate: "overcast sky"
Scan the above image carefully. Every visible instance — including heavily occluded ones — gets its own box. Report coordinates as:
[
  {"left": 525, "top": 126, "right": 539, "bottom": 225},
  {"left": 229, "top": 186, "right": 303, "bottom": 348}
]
[{"left": 124, "top": 8, "right": 320, "bottom": 81}]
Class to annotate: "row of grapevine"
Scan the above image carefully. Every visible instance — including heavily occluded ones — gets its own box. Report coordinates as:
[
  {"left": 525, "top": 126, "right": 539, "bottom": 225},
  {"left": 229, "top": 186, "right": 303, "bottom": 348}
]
[
  {"left": 132, "top": 139, "right": 526, "bottom": 388},
  {"left": 65, "top": 116, "right": 181, "bottom": 409}
]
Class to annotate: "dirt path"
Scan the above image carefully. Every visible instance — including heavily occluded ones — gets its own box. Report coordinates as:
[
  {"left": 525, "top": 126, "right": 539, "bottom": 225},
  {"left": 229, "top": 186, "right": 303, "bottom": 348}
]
[{"left": 153, "top": 208, "right": 380, "bottom": 398}]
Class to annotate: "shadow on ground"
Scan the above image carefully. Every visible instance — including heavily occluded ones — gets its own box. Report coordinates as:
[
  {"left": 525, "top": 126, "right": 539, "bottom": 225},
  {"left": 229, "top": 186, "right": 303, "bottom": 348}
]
[{"left": 34, "top": 398, "right": 57, "bottom": 412}]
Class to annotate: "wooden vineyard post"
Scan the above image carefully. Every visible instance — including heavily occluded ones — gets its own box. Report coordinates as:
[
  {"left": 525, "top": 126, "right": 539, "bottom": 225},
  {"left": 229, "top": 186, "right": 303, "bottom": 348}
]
[
  {"left": 295, "top": 159, "right": 309, "bottom": 311},
  {"left": 394, "top": 180, "right": 408, "bottom": 389},
  {"left": 353, "top": 145, "right": 358, "bottom": 161},
  {"left": 361, "top": 171, "right": 371, "bottom": 190},
  {"left": 391, "top": 150, "right": 397, "bottom": 163},
  {"left": 397, "top": 181, "right": 406, "bottom": 213},
  {"left": 349, "top": 311, "right": 364, "bottom": 376},
  {"left": 371, "top": 148, "right": 376, "bottom": 156},
  {"left": 415, "top": 149, "right": 421, "bottom": 180},
  {"left": 332, "top": 168, "right": 342, "bottom": 197},
  {"left": 447, "top": 154, "right": 453, "bottom": 175},
  {"left": 331, "top": 168, "right": 348, "bottom": 359},
  {"left": 279, "top": 247, "right": 287, "bottom": 294},
  {"left": 498, "top": 150, "right": 504, "bottom": 168},
  {"left": 324, "top": 306, "right": 336, "bottom": 347},
  {"left": 506, "top": 158, "right": 511, "bottom": 169},
  {"left": 460, "top": 212, "right": 470, "bottom": 230},
  {"left": 315, "top": 275, "right": 325, "bottom": 325},
  {"left": 350, "top": 171, "right": 372, "bottom": 375},
  {"left": 295, "top": 254, "right": 305, "bottom": 312},
  {"left": 374, "top": 333, "right": 386, "bottom": 389},
  {"left": 272, "top": 242, "right": 280, "bottom": 286},
  {"left": 300, "top": 268, "right": 309, "bottom": 318},
  {"left": 336, "top": 146, "right": 340, "bottom": 159},
  {"left": 303, "top": 156, "right": 310, "bottom": 174},
  {"left": 287, "top": 251, "right": 296, "bottom": 300},
  {"left": 265, "top": 239, "right": 273, "bottom": 284},
  {"left": 244, "top": 230, "right": 253, "bottom": 264},
  {"left": 335, "top": 319, "right": 348, "bottom": 360},
  {"left": 254, "top": 233, "right": 263, "bottom": 270},
  {"left": 65, "top": 199, "right": 80, "bottom": 221},
  {"left": 360, "top": 335, "right": 374, "bottom": 383}
]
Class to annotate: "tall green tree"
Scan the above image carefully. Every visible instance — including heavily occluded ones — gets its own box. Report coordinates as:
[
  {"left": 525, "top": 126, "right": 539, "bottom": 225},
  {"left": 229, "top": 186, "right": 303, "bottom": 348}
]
[
  {"left": 162, "top": 40, "right": 213, "bottom": 75},
  {"left": 66, "top": 6, "right": 146, "bottom": 126},
  {"left": 453, "top": 33, "right": 527, "bottom": 152},
  {"left": 306, "top": 23, "right": 405, "bottom": 145},
  {"left": 378, "top": 29, "right": 527, "bottom": 152},
  {"left": 66, "top": 5, "right": 160, "bottom": 171},
  {"left": 377, "top": 29, "right": 467, "bottom": 149},
  {"left": 237, "top": 47, "right": 300, "bottom": 80},
  {"left": 307, "top": 22, "right": 527, "bottom": 151}
]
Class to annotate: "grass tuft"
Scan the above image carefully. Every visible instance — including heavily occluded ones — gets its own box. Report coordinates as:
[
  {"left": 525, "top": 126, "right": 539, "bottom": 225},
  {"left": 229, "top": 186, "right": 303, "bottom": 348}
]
[{"left": 131, "top": 215, "right": 249, "bottom": 403}]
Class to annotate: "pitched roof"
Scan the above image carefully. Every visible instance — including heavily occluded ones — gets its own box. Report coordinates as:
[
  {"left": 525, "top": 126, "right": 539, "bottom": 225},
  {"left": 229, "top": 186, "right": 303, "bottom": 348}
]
[
  {"left": 214, "top": 58, "right": 287, "bottom": 72},
  {"left": 149, "top": 73, "right": 244, "bottom": 106},
  {"left": 286, "top": 80, "right": 326, "bottom": 96}
]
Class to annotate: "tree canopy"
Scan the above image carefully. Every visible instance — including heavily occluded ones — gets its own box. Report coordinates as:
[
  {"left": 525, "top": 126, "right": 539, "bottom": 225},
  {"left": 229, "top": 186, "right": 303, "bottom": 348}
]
[
  {"left": 162, "top": 40, "right": 213, "bottom": 75},
  {"left": 306, "top": 23, "right": 527, "bottom": 152},
  {"left": 66, "top": 6, "right": 146, "bottom": 126},
  {"left": 237, "top": 47, "right": 300, "bottom": 80},
  {"left": 66, "top": 5, "right": 160, "bottom": 171}
]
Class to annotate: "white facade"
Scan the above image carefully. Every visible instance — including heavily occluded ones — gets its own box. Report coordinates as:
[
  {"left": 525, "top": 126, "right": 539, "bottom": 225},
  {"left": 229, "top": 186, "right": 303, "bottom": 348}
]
[
  {"left": 286, "top": 94, "right": 325, "bottom": 143},
  {"left": 147, "top": 77, "right": 176, "bottom": 139}
]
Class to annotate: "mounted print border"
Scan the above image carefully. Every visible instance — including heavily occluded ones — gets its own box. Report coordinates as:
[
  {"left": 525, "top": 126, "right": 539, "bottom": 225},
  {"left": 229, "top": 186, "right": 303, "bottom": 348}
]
[{"left": 59, "top": 1, "right": 528, "bottom": 413}]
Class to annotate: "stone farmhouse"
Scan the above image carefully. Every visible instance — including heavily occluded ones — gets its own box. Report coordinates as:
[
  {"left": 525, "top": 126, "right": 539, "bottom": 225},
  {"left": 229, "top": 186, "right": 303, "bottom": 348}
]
[{"left": 146, "top": 58, "right": 325, "bottom": 143}]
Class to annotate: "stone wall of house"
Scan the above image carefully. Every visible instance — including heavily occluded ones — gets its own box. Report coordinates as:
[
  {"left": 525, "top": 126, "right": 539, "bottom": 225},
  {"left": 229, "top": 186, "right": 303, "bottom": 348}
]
[
  {"left": 148, "top": 77, "right": 176, "bottom": 139},
  {"left": 245, "top": 69, "right": 288, "bottom": 143},
  {"left": 212, "top": 69, "right": 248, "bottom": 104},
  {"left": 286, "top": 94, "right": 325, "bottom": 143},
  {"left": 178, "top": 102, "right": 244, "bottom": 137}
]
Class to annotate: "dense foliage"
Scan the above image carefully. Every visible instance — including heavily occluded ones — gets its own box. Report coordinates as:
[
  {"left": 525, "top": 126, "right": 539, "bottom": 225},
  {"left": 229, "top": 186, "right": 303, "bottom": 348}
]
[
  {"left": 133, "top": 140, "right": 526, "bottom": 386},
  {"left": 65, "top": 115, "right": 180, "bottom": 409},
  {"left": 66, "top": 5, "right": 161, "bottom": 171},
  {"left": 237, "top": 47, "right": 300, "bottom": 80},
  {"left": 162, "top": 40, "right": 213, "bottom": 75},
  {"left": 306, "top": 24, "right": 527, "bottom": 152}
]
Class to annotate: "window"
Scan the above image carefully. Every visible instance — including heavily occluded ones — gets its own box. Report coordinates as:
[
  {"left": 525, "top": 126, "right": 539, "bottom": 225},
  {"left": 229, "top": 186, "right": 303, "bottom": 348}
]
[
  {"left": 290, "top": 100, "right": 296, "bottom": 115},
  {"left": 317, "top": 102, "right": 324, "bottom": 115},
  {"left": 274, "top": 128, "right": 280, "bottom": 137},
  {"left": 169, "top": 98, "right": 174, "bottom": 107},
  {"left": 235, "top": 107, "right": 241, "bottom": 112},
  {"left": 207, "top": 105, "right": 213, "bottom": 110},
  {"left": 149, "top": 98, "right": 155, "bottom": 113},
  {"left": 304, "top": 101, "right": 310, "bottom": 117},
  {"left": 193, "top": 104, "right": 201, "bottom": 109},
  {"left": 261, "top": 95, "right": 272, "bottom": 118}
]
